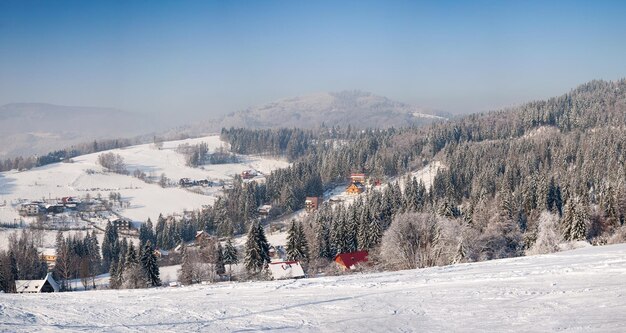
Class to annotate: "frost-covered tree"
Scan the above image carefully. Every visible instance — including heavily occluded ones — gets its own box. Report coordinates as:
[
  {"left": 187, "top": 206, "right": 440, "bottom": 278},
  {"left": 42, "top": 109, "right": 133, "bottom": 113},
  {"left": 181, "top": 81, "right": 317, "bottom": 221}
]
[
  {"left": 121, "top": 241, "right": 144, "bottom": 289},
  {"left": 222, "top": 238, "right": 239, "bottom": 280},
  {"left": 214, "top": 242, "right": 226, "bottom": 276},
  {"left": 286, "top": 220, "right": 309, "bottom": 262},
  {"left": 562, "top": 197, "right": 588, "bottom": 241},
  {"left": 527, "top": 212, "right": 562, "bottom": 255},
  {"left": 244, "top": 221, "right": 270, "bottom": 274},
  {"left": 140, "top": 241, "right": 161, "bottom": 287}
]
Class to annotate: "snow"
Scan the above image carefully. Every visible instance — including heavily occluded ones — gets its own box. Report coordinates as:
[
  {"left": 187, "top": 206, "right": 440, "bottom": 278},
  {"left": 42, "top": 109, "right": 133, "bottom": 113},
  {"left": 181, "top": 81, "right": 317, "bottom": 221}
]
[
  {"left": 0, "top": 135, "right": 289, "bottom": 224},
  {"left": 2, "top": 244, "right": 626, "bottom": 332}
]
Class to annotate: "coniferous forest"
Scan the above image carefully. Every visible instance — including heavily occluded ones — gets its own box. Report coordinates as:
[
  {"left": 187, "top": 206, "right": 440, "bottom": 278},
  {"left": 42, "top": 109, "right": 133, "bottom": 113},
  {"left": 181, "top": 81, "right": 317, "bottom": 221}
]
[
  {"left": 1, "top": 79, "right": 626, "bottom": 292},
  {"left": 155, "top": 79, "right": 626, "bottom": 276}
]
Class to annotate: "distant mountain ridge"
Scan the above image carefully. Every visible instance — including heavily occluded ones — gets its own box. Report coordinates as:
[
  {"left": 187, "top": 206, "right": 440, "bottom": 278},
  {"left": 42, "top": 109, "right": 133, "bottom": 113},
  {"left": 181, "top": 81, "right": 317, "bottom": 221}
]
[
  {"left": 216, "top": 90, "right": 447, "bottom": 130},
  {"left": 0, "top": 103, "right": 160, "bottom": 158}
]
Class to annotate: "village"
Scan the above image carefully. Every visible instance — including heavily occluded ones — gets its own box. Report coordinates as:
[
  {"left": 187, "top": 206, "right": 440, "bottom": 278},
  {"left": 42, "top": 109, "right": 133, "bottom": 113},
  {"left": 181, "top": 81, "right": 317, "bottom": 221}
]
[{"left": 8, "top": 171, "right": 382, "bottom": 294}]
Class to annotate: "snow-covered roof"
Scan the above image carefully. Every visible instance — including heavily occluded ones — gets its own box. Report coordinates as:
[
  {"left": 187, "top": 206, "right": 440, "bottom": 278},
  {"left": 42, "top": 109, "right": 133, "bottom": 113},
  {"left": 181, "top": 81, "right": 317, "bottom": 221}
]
[
  {"left": 15, "top": 273, "right": 60, "bottom": 293},
  {"left": 268, "top": 261, "right": 305, "bottom": 280},
  {"left": 38, "top": 248, "right": 56, "bottom": 256}
]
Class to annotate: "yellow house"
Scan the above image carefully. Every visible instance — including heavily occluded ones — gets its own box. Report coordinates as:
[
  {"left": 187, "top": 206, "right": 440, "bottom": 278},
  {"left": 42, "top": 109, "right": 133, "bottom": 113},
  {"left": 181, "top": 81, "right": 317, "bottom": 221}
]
[{"left": 39, "top": 248, "right": 57, "bottom": 268}]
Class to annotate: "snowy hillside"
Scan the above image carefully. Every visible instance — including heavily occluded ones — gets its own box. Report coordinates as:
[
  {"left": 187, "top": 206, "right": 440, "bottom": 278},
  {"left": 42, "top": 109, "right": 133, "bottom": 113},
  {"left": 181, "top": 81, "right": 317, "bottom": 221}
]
[
  {"left": 2, "top": 244, "right": 626, "bottom": 332},
  {"left": 0, "top": 135, "right": 288, "bottom": 224},
  {"left": 214, "top": 91, "right": 446, "bottom": 130}
]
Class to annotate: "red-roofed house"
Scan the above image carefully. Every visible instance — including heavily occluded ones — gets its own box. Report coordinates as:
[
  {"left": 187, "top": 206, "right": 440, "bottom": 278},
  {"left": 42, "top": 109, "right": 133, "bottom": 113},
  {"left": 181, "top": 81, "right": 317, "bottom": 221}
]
[{"left": 334, "top": 250, "right": 369, "bottom": 270}]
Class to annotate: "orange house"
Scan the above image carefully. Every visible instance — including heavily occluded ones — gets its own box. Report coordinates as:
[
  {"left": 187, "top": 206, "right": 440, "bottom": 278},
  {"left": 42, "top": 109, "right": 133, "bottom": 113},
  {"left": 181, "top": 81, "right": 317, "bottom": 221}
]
[{"left": 346, "top": 183, "right": 365, "bottom": 195}]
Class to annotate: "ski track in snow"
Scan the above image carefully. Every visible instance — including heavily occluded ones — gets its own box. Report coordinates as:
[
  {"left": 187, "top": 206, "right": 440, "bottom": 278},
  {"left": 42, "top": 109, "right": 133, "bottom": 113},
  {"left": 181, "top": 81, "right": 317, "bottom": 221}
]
[{"left": 2, "top": 244, "right": 626, "bottom": 332}]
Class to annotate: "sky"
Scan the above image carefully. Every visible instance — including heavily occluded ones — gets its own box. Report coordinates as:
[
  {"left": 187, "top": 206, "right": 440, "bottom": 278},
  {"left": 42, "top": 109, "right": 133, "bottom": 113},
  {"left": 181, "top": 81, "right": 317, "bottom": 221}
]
[{"left": 1, "top": 0, "right": 626, "bottom": 119}]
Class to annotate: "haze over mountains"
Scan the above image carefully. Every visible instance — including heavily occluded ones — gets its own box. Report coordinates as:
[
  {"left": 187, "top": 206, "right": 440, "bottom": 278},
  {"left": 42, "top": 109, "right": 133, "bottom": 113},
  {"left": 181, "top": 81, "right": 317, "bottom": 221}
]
[
  {"left": 0, "top": 103, "right": 164, "bottom": 158},
  {"left": 1, "top": 92, "right": 446, "bottom": 159},
  {"left": 215, "top": 90, "right": 447, "bottom": 130}
]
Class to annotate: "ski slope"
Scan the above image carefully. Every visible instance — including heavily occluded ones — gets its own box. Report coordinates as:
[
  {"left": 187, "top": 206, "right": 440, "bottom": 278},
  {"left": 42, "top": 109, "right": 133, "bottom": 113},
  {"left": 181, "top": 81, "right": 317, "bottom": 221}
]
[{"left": 2, "top": 244, "right": 626, "bottom": 332}]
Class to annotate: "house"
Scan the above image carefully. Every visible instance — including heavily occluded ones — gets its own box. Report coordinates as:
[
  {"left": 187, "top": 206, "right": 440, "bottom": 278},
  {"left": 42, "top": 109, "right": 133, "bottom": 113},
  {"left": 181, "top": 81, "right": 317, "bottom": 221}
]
[
  {"left": 195, "top": 230, "right": 213, "bottom": 244},
  {"left": 269, "top": 245, "right": 287, "bottom": 262},
  {"left": 154, "top": 248, "right": 169, "bottom": 259},
  {"left": 179, "top": 178, "right": 196, "bottom": 187},
  {"left": 350, "top": 173, "right": 366, "bottom": 184},
  {"left": 39, "top": 248, "right": 57, "bottom": 268},
  {"left": 241, "top": 170, "right": 257, "bottom": 179},
  {"left": 257, "top": 204, "right": 273, "bottom": 217},
  {"left": 19, "top": 203, "right": 44, "bottom": 216},
  {"left": 45, "top": 204, "right": 65, "bottom": 214},
  {"left": 111, "top": 218, "right": 132, "bottom": 232},
  {"left": 61, "top": 196, "right": 79, "bottom": 204},
  {"left": 268, "top": 261, "right": 305, "bottom": 280},
  {"left": 334, "top": 250, "right": 369, "bottom": 270},
  {"left": 346, "top": 182, "right": 365, "bottom": 195},
  {"left": 15, "top": 273, "right": 60, "bottom": 293},
  {"left": 305, "top": 197, "right": 323, "bottom": 212}
]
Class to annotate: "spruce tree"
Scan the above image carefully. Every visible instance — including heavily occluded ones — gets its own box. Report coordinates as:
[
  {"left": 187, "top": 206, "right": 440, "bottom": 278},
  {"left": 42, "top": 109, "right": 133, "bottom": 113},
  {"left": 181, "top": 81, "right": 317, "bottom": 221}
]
[
  {"left": 122, "top": 241, "right": 142, "bottom": 288},
  {"left": 140, "top": 241, "right": 161, "bottom": 287},
  {"left": 101, "top": 221, "right": 118, "bottom": 270},
  {"left": 179, "top": 244, "right": 193, "bottom": 285},
  {"left": 214, "top": 243, "right": 226, "bottom": 276},
  {"left": 286, "top": 221, "right": 309, "bottom": 262},
  {"left": 222, "top": 238, "right": 239, "bottom": 281},
  {"left": 315, "top": 221, "right": 332, "bottom": 260},
  {"left": 108, "top": 260, "right": 120, "bottom": 289},
  {"left": 244, "top": 221, "right": 270, "bottom": 274},
  {"left": 562, "top": 197, "right": 588, "bottom": 241}
]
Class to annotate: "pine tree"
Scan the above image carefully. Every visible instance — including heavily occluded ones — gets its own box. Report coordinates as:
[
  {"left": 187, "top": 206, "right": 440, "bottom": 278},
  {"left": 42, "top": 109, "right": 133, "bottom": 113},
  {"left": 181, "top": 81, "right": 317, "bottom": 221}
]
[
  {"left": 179, "top": 244, "right": 193, "bottom": 285},
  {"left": 244, "top": 221, "right": 270, "bottom": 274},
  {"left": 108, "top": 259, "right": 120, "bottom": 289},
  {"left": 0, "top": 260, "right": 6, "bottom": 293},
  {"left": 315, "top": 221, "right": 332, "bottom": 260},
  {"left": 286, "top": 221, "right": 309, "bottom": 262},
  {"left": 562, "top": 197, "right": 588, "bottom": 241},
  {"left": 87, "top": 230, "right": 102, "bottom": 288},
  {"left": 121, "top": 241, "right": 143, "bottom": 289},
  {"left": 222, "top": 238, "right": 239, "bottom": 281},
  {"left": 140, "top": 241, "right": 161, "bottom": 287},
  {"left": 214, "top": 243, "right": 226, "bottom": 276},
  {"left": 101, "top": 221, "right": 118, "bottom": 270}
]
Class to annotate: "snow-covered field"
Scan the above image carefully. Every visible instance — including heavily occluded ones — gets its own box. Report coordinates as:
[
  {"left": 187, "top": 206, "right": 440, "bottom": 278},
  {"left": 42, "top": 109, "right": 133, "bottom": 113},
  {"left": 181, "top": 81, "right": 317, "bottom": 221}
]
[
  {"left": 2, "top": 244, "right": 626, "bottom": 332},
  {"left": 0, "top": 135, "right": 288, "bottom": 224}
]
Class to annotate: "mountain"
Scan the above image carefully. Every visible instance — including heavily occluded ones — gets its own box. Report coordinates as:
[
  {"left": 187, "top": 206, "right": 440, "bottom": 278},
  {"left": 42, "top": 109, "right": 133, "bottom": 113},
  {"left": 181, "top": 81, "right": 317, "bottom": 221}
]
[
  {"left": 213, "top": 91, "right": 446, "bottom": 130},
  {"left": 0, "top": 103, "right": 163, "bottom": 158}
]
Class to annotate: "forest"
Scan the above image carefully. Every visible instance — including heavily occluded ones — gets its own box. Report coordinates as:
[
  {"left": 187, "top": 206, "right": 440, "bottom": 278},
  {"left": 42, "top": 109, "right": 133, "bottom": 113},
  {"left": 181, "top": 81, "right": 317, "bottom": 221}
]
[{"left": 1, "top": 79, "right": 625, "bottom": 292}]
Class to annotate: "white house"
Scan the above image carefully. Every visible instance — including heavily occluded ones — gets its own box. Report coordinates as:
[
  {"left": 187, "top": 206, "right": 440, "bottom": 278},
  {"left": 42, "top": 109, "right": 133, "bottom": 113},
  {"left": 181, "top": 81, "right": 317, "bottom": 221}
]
[
  {"left": 15, "top": 273, "right": 60, "bottom": 293},
  {"left": 268, "top": 261, "right": 305, "bottom": 280}
]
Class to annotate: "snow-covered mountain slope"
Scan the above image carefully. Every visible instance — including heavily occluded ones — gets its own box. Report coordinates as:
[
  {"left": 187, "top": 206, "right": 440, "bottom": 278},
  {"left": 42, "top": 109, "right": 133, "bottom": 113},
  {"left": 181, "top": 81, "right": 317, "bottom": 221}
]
[
  {"left": 3, "top": 244, "right": 625, "bottom": 332},
  {"left": 207, "top": 91, "right": 446, "bottom": 130},
  {"left": 0, "top": 135, "right": 288, "bottom": 224}
]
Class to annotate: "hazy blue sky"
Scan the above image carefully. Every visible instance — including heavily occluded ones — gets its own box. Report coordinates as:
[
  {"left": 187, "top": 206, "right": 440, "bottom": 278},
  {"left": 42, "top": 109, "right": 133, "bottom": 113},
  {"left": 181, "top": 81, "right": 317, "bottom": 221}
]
[{"left": 1, "top": 1, "right": 626, "bottom": 118}]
